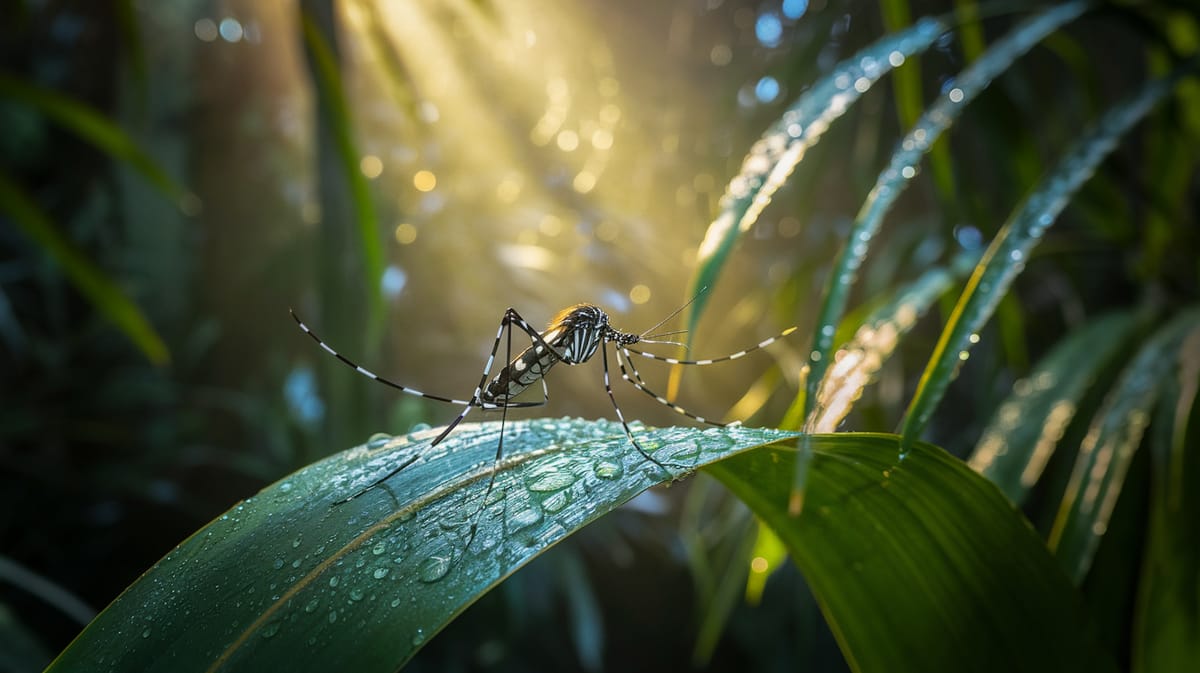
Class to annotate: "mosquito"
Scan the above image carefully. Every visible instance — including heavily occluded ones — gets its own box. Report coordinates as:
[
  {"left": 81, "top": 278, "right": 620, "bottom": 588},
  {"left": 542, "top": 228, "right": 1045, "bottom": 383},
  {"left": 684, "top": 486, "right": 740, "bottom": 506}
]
[{"left": 290, "top": 295, "right": 796, "bottom": 509}]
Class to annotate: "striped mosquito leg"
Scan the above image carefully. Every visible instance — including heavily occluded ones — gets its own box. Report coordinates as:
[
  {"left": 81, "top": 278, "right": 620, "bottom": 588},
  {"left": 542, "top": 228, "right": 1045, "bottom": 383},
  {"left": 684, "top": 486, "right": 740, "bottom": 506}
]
[
  {"left": 463, "top": 314, "right": 520, "bottom": 552},
  {"left": 291, "top": 309, "right": 474, "bottom": 405},
  {"left": 615, "top": 347, "right": 725, "bottom": 427},
  {"left": 623, "top": 326, "right": 798, "bottom": 365},
  {"left": 599, "top": 344, "right": 673, "bottom": 477}
]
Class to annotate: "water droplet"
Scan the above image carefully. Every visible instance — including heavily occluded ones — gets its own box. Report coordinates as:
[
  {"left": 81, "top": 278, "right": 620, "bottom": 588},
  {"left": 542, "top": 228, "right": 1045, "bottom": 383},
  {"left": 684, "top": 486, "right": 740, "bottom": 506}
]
[
  {"left": 327, "top": 610, "right": 338, "bottom": 623},
  {"left": 292, "top": 535, "right": 303, "bottom": 549},
  {"left": 366, "top": 433, "right": 392, "bottom": 449},
  {"left": 594, "top": 460, "right": 622, "bottom": 479},
  {"left": 141, "top": 628, "right": 151, "bottom": 639},
  {"left": 304, "top": 598, "right": 320, "bottom": 613},
  {"left": 507, "top": 506, "right": 543, "bottom": 531},
  {"left": 328, "top": 576, "right": 340, "bottom": 588},
  {"left": 292, "top": 559, "right": 301, "bottom": 569},
  {"left": 349, "top": 588, "right": 365, "bottom": 601},
  {"left": 670, "top": 441, "right": 702, "bottom": 460},
  {"left": 541, "top": 490, "right": 570, "bottom": 513},
  {"left": 279, "top": 482, "right": 293, "bottom": 493},
  {"left": 372, "top": 542, "right": 387, "bottom": 555},
  {"left": 527, "top": 470, "right": 576, "bottom": 492},
  {"left": 272, "top": 558, "right": 284, "bottom": 570},
  {"left": 411, "top": 628, "right": 426, "bottom": 646},
  {"left": 390, "top": 597, "right": 402, "bottom": 608},
  {"left": 373, "top": 567, "right": 390, "bottom": 579},
  {"left": 261, "top": 621, "right": 281, "bottom": 639},
  {"left": 418, "top": 555, "right": 452, "bottom": 583}
]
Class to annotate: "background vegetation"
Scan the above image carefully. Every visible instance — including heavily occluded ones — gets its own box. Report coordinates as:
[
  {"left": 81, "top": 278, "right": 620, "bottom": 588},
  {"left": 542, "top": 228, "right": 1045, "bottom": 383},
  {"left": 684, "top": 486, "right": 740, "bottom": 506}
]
[{"left": 1, "top": 0, "right": 1197, "bottom": 671}]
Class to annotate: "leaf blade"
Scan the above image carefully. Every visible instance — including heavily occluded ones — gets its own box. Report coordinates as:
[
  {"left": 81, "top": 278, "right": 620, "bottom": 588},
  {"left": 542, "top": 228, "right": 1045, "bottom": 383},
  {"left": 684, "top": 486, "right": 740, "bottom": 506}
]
[
  {"left": 708, "top": 433, "right": 1118, "bottom": 673},
  {"left": 45, "top": 420, "right": 797, "bottom": 673},
  {"left": 901, "top": 66, "right": 1189, "bottom": 447}
]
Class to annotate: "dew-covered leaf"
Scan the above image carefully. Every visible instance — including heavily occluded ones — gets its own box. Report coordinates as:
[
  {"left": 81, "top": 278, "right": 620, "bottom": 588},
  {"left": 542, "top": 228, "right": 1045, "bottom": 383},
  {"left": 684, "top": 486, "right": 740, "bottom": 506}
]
[
  {"left": 45, "top": 419, "right": 797, "bottom": 673},
  {"left": 1050, "top": 307, "right": 1200, "bottom": 582},
  {"left": 686, "top": 16, "right": 949, "bottom": 331},
  {"left": 806, "top": 2, "right": 1088, "bottom": 417},
  {"left": 968, "top": 311, "right": 1140, "bottom": 504},
  {"left": 901, "top": 68, "right": 1187, "bottom": 447}
]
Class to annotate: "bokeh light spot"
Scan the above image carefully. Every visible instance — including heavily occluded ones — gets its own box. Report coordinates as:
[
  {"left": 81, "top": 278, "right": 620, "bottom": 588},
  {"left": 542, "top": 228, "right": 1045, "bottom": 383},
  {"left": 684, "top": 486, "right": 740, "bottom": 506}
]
[
  {"left": 539, "top": 215, "right": 563, "bottom": 237},
  {"left": 219, "top": 17, "right": 243, "bottom": 42},
  {"left": 629, "top": 284, "right": 651, "bottom": 305},
  {"left": 556, "top": 130, "right": 580, "bottom": 152},
  {"left": 413, "top": 170, "right": 437, "bottom": 192},
  {"left": 573, "top": 171, "right": 597, "bottom": 193},
  {"left": 755, "top": 76, "right": 780, "bottom": 103},
  {"left": 710, "top": 44, "right": 733, "bottom": 66},
  {"left": 782, "top": 0, "right": 809, "bottom": 20},
  {"left": 591, "top": 128, "right": 613, "bottom": 150},
  {"left": 359, "top": 155, "right": 383, "bottom": 179},
  {"left": 194, "top": 18, "right": 218, "bottom": 42},
  {"left": 394, "top": 223, "right": 417, "bottom": 245},
  {"left": 755, "top": 13, "right": 783, "bottom": 47}
]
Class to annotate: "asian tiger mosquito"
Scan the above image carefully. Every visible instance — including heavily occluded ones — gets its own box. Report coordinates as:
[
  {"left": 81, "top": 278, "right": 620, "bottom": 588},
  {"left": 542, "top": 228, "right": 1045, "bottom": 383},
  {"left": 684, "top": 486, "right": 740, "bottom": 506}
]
[{"left": 290, "top": 296, "right": 796, "bottom": 511}]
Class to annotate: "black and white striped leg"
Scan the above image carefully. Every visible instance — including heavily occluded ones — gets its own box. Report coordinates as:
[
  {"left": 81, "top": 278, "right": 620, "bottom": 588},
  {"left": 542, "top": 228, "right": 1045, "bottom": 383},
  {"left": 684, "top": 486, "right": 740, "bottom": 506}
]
[
  {"left": 291, "top": 309, "right": 475, "bottom": 406},
  {"left": 332, "top": 309, "right": 552, "bottom": 504},
  {"left": 600, "top": 343, "right": 674, "bottom": 478},
  {"left": 462, "top": 315, "right": 522, "bottom": 551},
  {"left": 615, "top": 346, "right": 726, "bottom": 427},
  {"left": 430, "top": 307, "right": 553, "bottom": 446}
]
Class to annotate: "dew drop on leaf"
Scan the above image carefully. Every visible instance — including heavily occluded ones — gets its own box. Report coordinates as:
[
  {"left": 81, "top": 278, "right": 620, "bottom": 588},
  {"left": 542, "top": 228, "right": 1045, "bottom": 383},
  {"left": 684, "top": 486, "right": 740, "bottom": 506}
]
[{"left": 418, "top": 554, "right": 452, "bottom": 583}]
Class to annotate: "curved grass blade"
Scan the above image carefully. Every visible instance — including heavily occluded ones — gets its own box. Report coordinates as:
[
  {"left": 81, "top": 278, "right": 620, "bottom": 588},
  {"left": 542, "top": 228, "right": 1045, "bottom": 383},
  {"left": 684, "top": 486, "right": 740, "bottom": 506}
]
[
  {"left": 0, "top": 173, "right": 169, "bottom": 365},
  {"left": 807, "top": 2, "right": 1088, "bottom": 423},
  {"left": 1049, "top": 307, "right": 1200, "bottom": 583},
  {"left": 879, "top": 0, "right": 957, "bottom": 205},
  {"left": 803, "top": 264, "right": 958, "bottom": 434},
  {"left": 1134, "top": 328, "right": 1200, "bottom": 670},
  {"left": 900, "top": 66, "right": 1192, "bottom": 449},
  {"left": 707, "top": 433, "right": 1118, "bottom": 673},
  {"left": 685, "top": 16, "right": 950, "bottom": 333},
  {"left": 968, "top": 311, "right": 1140, "bottom": 504},
  {"left": 0, "top": 73, "right": 185, "bottom": 204},
  {"left": 45, "top": 419, "right": 798, "bottom": 673},
  {"left": 300, "top": 9, "right": 385, "bottom": 340}
]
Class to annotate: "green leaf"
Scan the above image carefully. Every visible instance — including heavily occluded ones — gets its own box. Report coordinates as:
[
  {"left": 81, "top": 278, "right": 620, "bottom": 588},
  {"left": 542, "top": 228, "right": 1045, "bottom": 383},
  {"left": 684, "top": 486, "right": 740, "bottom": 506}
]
[
  {"left": 0, "top": 73, "right": 184, "bottom": 203},
  {"left": 968, "top": 311, "right": 1140, "bottom": 504},
  {"left": 1050, "top": 307, "right": 1200, "bottom": 583},
  {"left": 806, "top": 3, "right": 1087, "bottom": 423},
  {"left": 1134, "top": 329, "right": 1200, "bottom": 671},
  {"left": 300, "top": 9, "right": 386, "bottom": 342},
  {"left": 46, "top": 419, "right": 797, "bottom": 673},
  {"left": 901, "top": 66, "right": 1188, "bottom": 448},
  {"left": 707, "top": 433, "right": 1118, "bottom": 673},
  {"left": 0, "top": 173, "right": 170, "bottom": 365},
  {"left": 685, "top": 16, "right": 948, "bottom": 333}
]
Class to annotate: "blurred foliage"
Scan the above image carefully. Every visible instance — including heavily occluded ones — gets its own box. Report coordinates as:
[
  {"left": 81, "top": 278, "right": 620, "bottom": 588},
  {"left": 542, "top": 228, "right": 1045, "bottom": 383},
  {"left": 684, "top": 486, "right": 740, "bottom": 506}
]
[{"left": 1, "top": 0, "right": 1198, "bottom": 672}]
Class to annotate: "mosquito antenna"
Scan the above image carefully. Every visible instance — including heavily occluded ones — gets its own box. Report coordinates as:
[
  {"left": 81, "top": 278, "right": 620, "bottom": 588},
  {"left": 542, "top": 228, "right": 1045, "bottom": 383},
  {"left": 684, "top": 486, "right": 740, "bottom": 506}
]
[
  {"left": 639, "top": 337, "right": 688, "bottom": 349},
  {"left": 639, "top": 286, "right": 709, "bottom": 338},
  {"left": 642, "top": 329, "right": 689, "bottom": 339}
]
